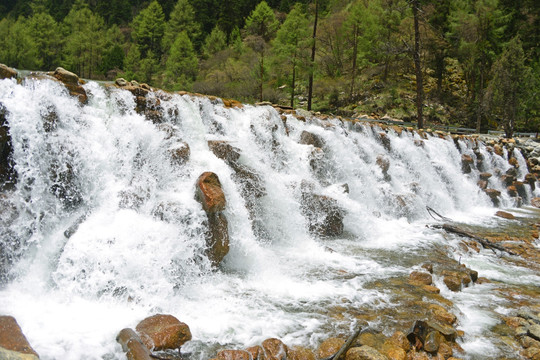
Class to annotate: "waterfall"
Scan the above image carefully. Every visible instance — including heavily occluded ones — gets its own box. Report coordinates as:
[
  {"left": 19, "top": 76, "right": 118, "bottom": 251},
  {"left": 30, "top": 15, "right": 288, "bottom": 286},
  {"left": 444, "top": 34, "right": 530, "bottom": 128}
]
[{"left": 0, "top": 76, "right": 538, "bottom": 360}]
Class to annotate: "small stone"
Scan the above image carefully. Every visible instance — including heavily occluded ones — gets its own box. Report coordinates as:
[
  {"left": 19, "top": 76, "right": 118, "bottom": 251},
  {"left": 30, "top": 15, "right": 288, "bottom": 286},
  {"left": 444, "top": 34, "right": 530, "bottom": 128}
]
[
  {"left": 438, "top": 343, "right": 453, "bottom": 359},
  {"left": 421, "top": 285, "right": 440, "bottom": 294},
  {"left": 115, "top": 78, "right": 129, "bottom": 86},
  {"left": 421, "top": 263, "right": 433, "bottom": 274},
  {"left": 529, "top": 324, "right": 540, "bottom": 341},
  {"left": 479, "top": 172, "right": 492, "bottom": 180}
]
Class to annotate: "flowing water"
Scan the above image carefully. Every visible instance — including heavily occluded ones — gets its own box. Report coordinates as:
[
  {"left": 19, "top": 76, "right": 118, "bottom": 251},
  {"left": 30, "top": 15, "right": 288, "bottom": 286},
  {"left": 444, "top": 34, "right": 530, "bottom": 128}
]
[{"left": 0, "top": 76, "right": 539, "bottom": 360}]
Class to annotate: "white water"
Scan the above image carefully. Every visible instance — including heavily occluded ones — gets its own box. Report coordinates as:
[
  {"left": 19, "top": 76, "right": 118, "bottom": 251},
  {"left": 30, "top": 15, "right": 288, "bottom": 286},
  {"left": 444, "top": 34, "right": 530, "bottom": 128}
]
[{"left": 0, "top": 77, "right": 538, "bottom": 359}]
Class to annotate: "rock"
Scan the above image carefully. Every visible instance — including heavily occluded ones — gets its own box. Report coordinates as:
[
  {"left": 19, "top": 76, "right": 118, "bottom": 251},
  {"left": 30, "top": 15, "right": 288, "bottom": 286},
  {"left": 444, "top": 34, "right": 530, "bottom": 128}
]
[
  {"left": 0, "top": 316, "right": 39, "bottom": 359},
  {"left": 52, "top": 67, "right": 87, "bottom": 104},
  {"left": 479, "top": 172, "right": 492, "bottom": 180},
  {"left": 477, "top": 180, "right": 488, "bottom": 190},
  {"left": 443, "top": 274, "right": 461, "bottom": 292},
  {"left": 135, "top": 314, "right": 191, "bottom": 351},
  {"left": 494, "top": 144, "right": 504, "bottom": 156},
  {"left": 461, "top": 155, "right": 474, "bottom": 174},
  {"left": 317, "top": 338, "right": 345, "bottom": 359},
  {"left": 529, "top": 324, "right": 540, "bottom": 342},
  {"left": 514, "top": 181, "right": 528, "bottom": 198},
  {"left": 484, "top": 189, "right": 501, "bottom": 206},
  {"left": 509, "top": 157, "right": 519, "bottom": 167},
  {"left": 407, "top": 320, "right": 457, "bottom": 351},
  {"left": 345, "top": 345, "right": 388, "bottom": 360},
  {"left": 208, "top": 140, "right": 241, "bottom": 165},
  {"left": 437, "top": 343, "right": 453, "bottom": 359},
  {"left": 507, "top": 186, "right": 518, "bottom": 197},
  {"left": 377, "top": 155, "right": 391, "bottom": 181},
  {"left": 169, "top": 142, "right": 190, "bottom": 165},
  {"left": 423, "top": 331, "right": 443, "bottom": 353},
  {"left": 215, "top": 350, "right": 251, "bottom": 360},
  {"left": 382, "top": 346, "right": 405, "bottom": 360},
  {"left": 301, "top": 192, "right": 345, "bottom": 237},
  {"left": 288, "top": 346, "right": 316, "bottom": 360},
  {"left": 262, "top": 338, "right": 288, "bottom": 360},
  {"left": 299, "top": 131, "right": 325, "bottom": 149},
  {"left": 115, "top": 78, "right": 129, "bottom": 87},
  {"left": 205, "top": 212, "right": 230, "bottom": 265},
  {"left": 117, "top": 328, "right": 152, "bottom": 360},
  {"left": 246, "top": 346, "right": 262, "bottom": 360},
  {"left": 495, "top": 211, "right": 515, "bottom": 220},
  {"left": 506, "top": 167, "right": 518, "bottom": 177},
  {"left": 408, "top": 271, "right": 433, "bottom": 286},
  {"left": 431, "top": 306, "right": 457, "bottom": 325},
  {"left": 0, "top": 103, "right": 15, "bottom": 186},
  {"left": 532, "top": 197, "right": 540, "bottom": 208},
  {"left": 501, "top": 174, "right": 516, "bottom": 186},
  {"left": 0, "top": 64, "right": 17, "bottom": 80},
  {"left": 521, "top": 347, "right": 540, "bottom": 360},
  {"left": 196, "top": 172, "right": 226, "bottom": 213}
]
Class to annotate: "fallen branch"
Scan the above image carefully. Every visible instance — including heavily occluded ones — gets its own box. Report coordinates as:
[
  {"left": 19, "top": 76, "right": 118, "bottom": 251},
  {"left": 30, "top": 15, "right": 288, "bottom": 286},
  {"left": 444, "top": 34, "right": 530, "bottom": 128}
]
[
  {"left": 432, "top": 223, "right": 517, "bottom": 256},
  {"left": 426, "top": 206, "right": 452, "bottom": 222},
  {"left": 322, "top": 325, "right": 363, "bottom": 360}
]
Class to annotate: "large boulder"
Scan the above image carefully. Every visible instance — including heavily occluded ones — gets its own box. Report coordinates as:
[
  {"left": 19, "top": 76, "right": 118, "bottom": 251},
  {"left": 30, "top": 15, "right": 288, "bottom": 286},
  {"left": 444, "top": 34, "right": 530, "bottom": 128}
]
[
  {"left": 0, "top": 64, "right": 17, "bottom": 80},
  {"left": 196, "top": 172, "right": 230, "bottom": 265},
  {"left": 51, "top": 67, "right": 87, "bottom": 104},
  {"left": 214, "top": 350, "right": 252, "bottom": 360},
  {"left": 135, "top": 314, "right": 191, "bottom": 351},
  {"left": 208, "top": 141, "right": 241, "bottom": 165},
  {"left": 196, "top": 172, "right": 226, "bottom": 213},
  {"left": 299, "top": 131, "right": 325, "bottom": 149},
  {"left": 262, "top": 338, "right": 289, "bottom": 360},
  {"left": 317, "top": 338, "right": 345, "bottom": 359},
  {"left": 0, "top": 316, "right": 39, "bottom": 360},
  {"left": 301, "top": 191, "right": 345, "bottom": 237},
  {"left": 0, "top": 103, "right": 15, "bottom": 187}
]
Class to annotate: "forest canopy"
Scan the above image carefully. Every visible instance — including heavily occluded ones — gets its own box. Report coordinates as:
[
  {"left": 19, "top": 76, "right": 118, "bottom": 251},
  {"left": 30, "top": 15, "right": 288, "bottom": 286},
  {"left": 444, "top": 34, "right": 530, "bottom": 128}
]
[{"left": 1, "top": 0, "right": 539, "bottom": 135}]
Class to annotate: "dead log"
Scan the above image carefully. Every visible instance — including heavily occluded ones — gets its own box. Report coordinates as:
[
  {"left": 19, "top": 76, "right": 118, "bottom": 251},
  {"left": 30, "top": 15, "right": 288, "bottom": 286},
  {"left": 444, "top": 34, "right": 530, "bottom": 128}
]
[{"left": 432, "top": 223, "right": 517, "bottom": 256}]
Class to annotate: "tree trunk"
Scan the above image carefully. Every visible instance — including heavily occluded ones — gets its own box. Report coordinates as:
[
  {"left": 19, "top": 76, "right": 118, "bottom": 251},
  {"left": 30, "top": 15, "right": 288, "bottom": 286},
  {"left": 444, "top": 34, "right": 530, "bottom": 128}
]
[
  {"left": 475, "top": 69, "right": 484, "bottom": 133},
  {"left": 291, "top": 55, "right": 296, "bottom": 108},
  {"left": 307, "top": 0, "right": 319, "bottom": 111},
  {"left": 259, "top": 50, "right": 264, "bottom": 102},
  {"left": 413, "top": 0, "right": 424, "bottom": 129}
]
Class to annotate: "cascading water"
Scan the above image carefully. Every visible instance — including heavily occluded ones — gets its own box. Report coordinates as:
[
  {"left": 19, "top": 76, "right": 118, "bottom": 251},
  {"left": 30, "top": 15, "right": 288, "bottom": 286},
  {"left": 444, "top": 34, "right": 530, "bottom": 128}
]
[{"left": 0, "top": 75, "right": 539, "bottom": 360}]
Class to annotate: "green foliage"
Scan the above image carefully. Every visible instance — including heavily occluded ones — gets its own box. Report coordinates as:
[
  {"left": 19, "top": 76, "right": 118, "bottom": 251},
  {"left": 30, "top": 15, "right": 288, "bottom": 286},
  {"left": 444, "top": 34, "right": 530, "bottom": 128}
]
[
  {"left": 245, "top": 1, "right": 278, "bottom": 42},
  {"left": 164, "top": 31, "right": 198, "bottom": 90},
  {"left": 485, "top": 37, "right": 533, "bottom": 137},
  {"left": 202, "top": 26, "right": 227, "bottom": 59},
  {"left": 0, "top": 17, "right": 39, "bottom": 69},
  {"left": 27, "top": 10, "right": 63, "bottom": 70},
  {"left": 132, "top": 0, "right": 165, "bottom": 58},
  {"left": 162, "top": 0, "right": 201, "bottom": 51}
]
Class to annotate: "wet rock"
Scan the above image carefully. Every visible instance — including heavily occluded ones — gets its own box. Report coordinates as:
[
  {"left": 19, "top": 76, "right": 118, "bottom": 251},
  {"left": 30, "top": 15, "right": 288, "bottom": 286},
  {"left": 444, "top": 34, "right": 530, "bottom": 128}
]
[
  {"left": 506, "top": 167, "right": 518, "bottom": 177},
  {"left": 377, "top": 155, "right": 391, "bottom": 181},
  {"left": 262, "top": 338, "right": 288, "bottom": 360},
  {"left": 0, "top": 64, "right": 17, "bottom": 80},
  {"left": 496, "top": 211, "right": 515, "bottom": 220},
  {"left": 196, "top": 172, "right": 226, "bottom": 213},
  {"left": 461, "top": 155, "right": 474, "bottom": 174},
  {"left": 135, "top": 314, "right": 191, "bottom": 351},
  {"left": 117, "top": 328, "right": 152, "bottom": 360},
  {"left": 521, "top": 347, "right": 540, "bottom": 360},
  {"left": 407, "top": 320, "right": 457, "bottom": 352},
  {"left": 408, "top": 271, "right": 432, "bottom": 286},
  {"left": 299, "top": 131, "right": 325, "bottom": 149},
  {"left": 514, "top": 181, "right": 528, "bottom": 198},
  {"left": 378, "top": 133, "right": 391, "bottom": 151},
  {"left": 421, "top": 263, "right": 433, "bottom": 274},
  {"left": 484, "top": 189, "right": 501, "bottom": 206},
  {"left": 430, "top": 306, "right": 457, "bottom": 325},
  {"left": 215, "top": 350, "right": 252, "bottom": 360},
  {"left": 346, "top": 345, "right": 388, "bottom": 360},
  {"left": 437, "top": 343, "right": 453, "bottom": 359},
  {"left": 443, "top": 274, "right": 461, "bottom": 292},
  {"left": 477, "top": 180, "right": 488, "bottom": 190},
  {"left": 301, "top": 192, "right": 345, "bottom": 237},
  {"left": 507, "top": 186, "right": 518, "bottom": 197},
  {"left": 208, "top": 140, "right": 241, "bottom": 165},
  {"left": 0, "top": 104, "right": 15, "bottom": 187},
  {"left": 52, "top": 67, "right": 87, "bottom": 104},
  {"left": 288, "top": 346, "right": 316, "bottom": 360},
  {"left": 501, "top": 174, "right": 516, "bottom": 187},
  {"left": 0, "top": 316, "right": 39, "bottom": 359},
  {"left": 317, "top": 338, "right": 345, "bottom": 359},
  {"left": 115, "top": 78, "right": 129, "bottom": 87},
  {"left": 205, "top": 212, "right": 230, "bottom": 265},
  {"left": 529, "top": 325, "right": 540, "bottom": 342},
  {"left": 479, "top": 173, "right": 492, "bottom": 180},
  {"left": 246, "top": 346, "right": 262, "bottom": 360},
  {"left": 168, "top": 142, "right": 190, "bottom": 165},
  {"left": 423, "top": 331, "right": 443, "bottom": 353},
  {"left": 531, "top": 198, "right": 540, "bottom": 208},
  {"left": 520, "top": 336, "right": 540, "bottom": 349}
]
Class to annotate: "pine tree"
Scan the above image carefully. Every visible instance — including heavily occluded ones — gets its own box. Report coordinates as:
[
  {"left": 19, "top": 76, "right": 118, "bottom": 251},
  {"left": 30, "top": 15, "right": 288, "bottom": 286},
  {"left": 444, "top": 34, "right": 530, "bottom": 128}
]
[
  {"left": 272, "top": 3, "right": 310, "bottom": 107},
  {"left": 164, "top": 31, "right": 199, "bottom": 90},
  {"left": 27, "top": 10, "right": 63, "bottom": 70},
  {"left": 245, "top": 1, "right": 279, "bottom": 102},
  {"left": 162, "top": 0, "right": 201, "bottom": 52},
  {"left": 202, "top": 25, "right": 227, "bottom": 59},
  {"left": 132, "top": 0, "right": 165, "bottom": 59}
]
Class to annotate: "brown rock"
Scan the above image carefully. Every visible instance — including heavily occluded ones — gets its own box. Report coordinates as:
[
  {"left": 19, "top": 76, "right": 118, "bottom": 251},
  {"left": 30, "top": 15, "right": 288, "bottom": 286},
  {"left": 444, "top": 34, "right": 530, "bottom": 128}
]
[
  {"left": 384, "top": 347, "right": 406, "bottom": 360},
  {"left": 288, "top": 346, "right": 316, "bottom": 360},
  {"left": 0, "top": 64, "right": 17, "bottom": 80},
  {"left": 421, "top": 285, "right": 440, "bottom": 294},
  {"left": 346, "top": 345, "right": 388, "bottom": 360},
  {"left": 477, "top": 180, "right": 488, "bottom": 190},
  {"left": 507, "top": 186, "right": 518, "bottom": 197},
  {"left": 437, "top": 343, "right": 453, "bottom": 359},
  {"left": 205, "top": 212, "right": 230, "bottom": 265},
  {"left": 135, "top": 314, "right": 191, "bottom": 351},
  {"left": 0, "top": 316, "right": 39, "bottom": 359},
  {"left": 421, "top": 263, "right": 433, "bottom": 274},
  {"left": 409, "top": 271, "right": 432, "bottom": 286},
  {"left": 521, "top": 346, "right": 540, "bottom": 360},
  {"left": 169, "top": 142, "right": 190, "bottom": 165},
  {"left": 494, "top": 144, "right": 503, "bottom": 156},
  {"left": 216, "top": 350, "right": 251, "bottom": 360},
  {"left": 423, "top": 331, "right": 443, "bottom": 353},
  {"left": 432, "top": 307, "right": 457, "bottom": 325},
  {"left": 301, "top": 192, "right": 344, "bottom": 237},
  {"left": 246, "top": 346, "right": 262, "bottom": 360},
  {"left": 443, "top": 275, "right": 461, "bottom": 292},
  {"left": 318, "top": 338, "right": 345, "bottom": 359},
  {"left": 495, "top": 211, "right": 515, "bottom": 220},
  {"left": 479, "top": 173, "right": 492, "bottom": 180},
  {"left": 262, "top": 338, "right": 288, "bottom": 360},
  {"left": 509, "top": 157, "right": 519, "bottom": 167},
  {"left": 196, "top": 172, "right": 226, "bottom": 213},
  {"left": 117, "top": 328, "right": 152, "bottom": 360},
  {"left": 52, "top": 67, "right": 87, "bottom": 103}
]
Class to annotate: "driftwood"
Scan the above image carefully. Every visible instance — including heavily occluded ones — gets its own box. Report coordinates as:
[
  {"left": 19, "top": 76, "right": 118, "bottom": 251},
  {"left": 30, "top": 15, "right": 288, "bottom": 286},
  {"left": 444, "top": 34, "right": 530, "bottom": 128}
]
[
  {"left": 322, "top": 326, "right": 363, "bottom": 360},
  {"left": 432, "top": 223, "right": 517, "bottom": 256}
]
